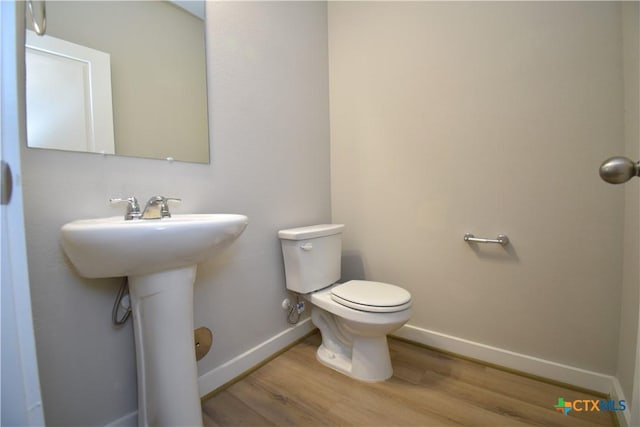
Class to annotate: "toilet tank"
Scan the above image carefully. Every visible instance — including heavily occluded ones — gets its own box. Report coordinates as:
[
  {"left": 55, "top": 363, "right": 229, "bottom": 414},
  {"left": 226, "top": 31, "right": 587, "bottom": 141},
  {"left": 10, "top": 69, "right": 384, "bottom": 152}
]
[{"left": 278, "top": 224, "right": 344, "bottom": 294}]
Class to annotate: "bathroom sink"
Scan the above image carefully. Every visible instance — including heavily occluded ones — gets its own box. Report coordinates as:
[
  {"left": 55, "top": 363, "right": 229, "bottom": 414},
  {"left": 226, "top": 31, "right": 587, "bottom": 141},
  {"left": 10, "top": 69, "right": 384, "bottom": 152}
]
[
  {"left": 61, "top": 214, "right": 249, "bottom": 278},
  {"left": 61, "top": 212, "right": 248, "bottom": 426}
]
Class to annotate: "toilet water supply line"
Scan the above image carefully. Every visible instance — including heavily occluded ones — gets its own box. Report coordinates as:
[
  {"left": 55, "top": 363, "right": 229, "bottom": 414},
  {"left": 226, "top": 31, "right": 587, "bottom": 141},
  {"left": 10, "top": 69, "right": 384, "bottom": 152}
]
[{"left": 285, "top": 296, "right": 305, "bottom": 325}]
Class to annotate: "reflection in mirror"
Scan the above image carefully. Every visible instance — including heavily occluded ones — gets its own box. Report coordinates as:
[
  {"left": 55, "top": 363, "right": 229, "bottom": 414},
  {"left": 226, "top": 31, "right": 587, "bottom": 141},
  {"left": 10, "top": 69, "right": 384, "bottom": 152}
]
[{"left": 25, "top": 1, "right": 209, "bottom": 164}]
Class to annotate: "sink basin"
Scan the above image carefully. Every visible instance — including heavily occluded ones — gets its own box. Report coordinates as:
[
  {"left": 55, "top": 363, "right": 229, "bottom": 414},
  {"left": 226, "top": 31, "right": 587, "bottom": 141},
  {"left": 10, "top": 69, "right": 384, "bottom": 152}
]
[{"left": 61, "top": 214, "right": 249, "bottom": 278}]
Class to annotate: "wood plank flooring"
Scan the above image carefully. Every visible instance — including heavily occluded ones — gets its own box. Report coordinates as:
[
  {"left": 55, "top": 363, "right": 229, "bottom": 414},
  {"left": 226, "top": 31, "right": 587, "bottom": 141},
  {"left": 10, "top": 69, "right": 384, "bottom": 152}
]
[{"left": 202, "top": 333, "right": 615, "bottom": 427}]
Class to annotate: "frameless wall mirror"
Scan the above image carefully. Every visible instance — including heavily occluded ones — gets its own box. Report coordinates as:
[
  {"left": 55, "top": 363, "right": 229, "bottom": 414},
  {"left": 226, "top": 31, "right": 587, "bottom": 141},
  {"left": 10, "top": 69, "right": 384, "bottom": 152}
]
[{"left": 25, "top": 1, "right": 210, "bottom": 164}]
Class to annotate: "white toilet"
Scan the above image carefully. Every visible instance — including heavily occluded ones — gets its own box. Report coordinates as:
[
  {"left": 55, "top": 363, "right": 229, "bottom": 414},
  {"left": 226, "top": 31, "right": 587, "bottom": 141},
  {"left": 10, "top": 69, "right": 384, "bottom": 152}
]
[{"left": 278, "top": 224, "right": 412, "bottom": 381}]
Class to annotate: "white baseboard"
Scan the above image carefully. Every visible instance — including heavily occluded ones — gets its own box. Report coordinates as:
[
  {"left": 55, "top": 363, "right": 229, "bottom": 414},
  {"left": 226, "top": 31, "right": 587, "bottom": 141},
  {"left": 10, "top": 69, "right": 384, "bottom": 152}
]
[
  {"left": 197, "top": 317, "right": 315, "bottom": 397},
  {"left": 392, "top": 324, "right": 615, "bottom": 394},
  {"left": 610, "top": 376, "right": 631, "bottom": 427}
]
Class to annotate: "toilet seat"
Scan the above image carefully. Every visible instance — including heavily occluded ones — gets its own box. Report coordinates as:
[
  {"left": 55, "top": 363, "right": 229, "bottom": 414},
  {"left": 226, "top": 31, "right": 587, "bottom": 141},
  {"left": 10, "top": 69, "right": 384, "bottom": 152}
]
[{"left": 330, "top": 280, "right": 412, "bottom": 313}]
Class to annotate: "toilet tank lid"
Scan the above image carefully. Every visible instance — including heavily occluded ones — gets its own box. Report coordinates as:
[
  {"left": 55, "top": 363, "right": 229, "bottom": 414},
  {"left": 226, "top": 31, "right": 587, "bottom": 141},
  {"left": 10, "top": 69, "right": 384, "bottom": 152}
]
[{"left": 278, "top": 224, "right": 345, "bottom": 240}]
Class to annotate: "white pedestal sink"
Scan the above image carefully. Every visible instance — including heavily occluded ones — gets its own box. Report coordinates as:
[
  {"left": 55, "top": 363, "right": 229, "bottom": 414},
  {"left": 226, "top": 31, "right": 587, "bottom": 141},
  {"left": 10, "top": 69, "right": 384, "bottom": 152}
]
[{"left": 61, "top": 214, "right": 248, "bottom": 427}]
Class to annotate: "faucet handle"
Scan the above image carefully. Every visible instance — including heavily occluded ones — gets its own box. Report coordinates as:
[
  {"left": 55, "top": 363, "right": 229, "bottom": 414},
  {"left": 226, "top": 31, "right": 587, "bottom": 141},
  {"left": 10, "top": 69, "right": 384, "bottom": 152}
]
[
  {"left": 160, "top": 197, "right": 181, "bottom": 218},
  {"left": 110, "top": 197, "right": 141, "bottom": 220}
]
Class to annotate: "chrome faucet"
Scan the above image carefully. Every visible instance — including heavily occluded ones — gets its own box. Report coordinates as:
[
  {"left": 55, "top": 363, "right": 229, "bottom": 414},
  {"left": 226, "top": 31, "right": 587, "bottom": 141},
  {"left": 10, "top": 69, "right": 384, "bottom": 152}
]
[
  {"left": 141, "top": 196, "right": 181, "bottom": 219},
  {"left": 110, "top": 196, "right": 181, "bottom": 220}
]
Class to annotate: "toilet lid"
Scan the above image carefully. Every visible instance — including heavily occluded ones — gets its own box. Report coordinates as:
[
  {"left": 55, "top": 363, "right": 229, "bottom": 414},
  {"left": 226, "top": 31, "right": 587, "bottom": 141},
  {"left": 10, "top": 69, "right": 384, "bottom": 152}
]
[{"left": 331, "top": 280, "right": 412, "bottom": 313}]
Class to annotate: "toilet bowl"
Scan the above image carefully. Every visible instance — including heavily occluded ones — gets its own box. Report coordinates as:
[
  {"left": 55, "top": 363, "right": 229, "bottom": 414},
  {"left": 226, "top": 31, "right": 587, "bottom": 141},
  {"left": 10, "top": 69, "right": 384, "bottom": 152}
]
[
  {"left": 278, "top": 224, "right": 412, "bottom": 381},
  {"left": 307, "top": 281, "right": 411, "bottom": 381}
]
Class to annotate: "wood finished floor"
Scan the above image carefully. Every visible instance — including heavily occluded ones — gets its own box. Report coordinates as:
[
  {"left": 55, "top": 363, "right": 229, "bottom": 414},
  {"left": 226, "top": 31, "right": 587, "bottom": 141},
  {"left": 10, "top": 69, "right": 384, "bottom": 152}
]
[{"left": 202, "top": 333, "right": 615, "bottom": 427}]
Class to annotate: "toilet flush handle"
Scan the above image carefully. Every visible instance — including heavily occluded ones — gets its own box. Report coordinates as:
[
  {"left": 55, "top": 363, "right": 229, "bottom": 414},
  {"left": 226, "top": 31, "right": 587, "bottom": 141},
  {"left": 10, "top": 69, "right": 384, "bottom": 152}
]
[{"left": 300, "top": 242, "right": 313, "bottom": 251}]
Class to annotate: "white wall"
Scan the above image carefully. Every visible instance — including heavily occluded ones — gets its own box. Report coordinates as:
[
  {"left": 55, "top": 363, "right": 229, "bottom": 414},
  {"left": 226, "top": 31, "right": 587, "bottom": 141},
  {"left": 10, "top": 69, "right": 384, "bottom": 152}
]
[
  {"left": 617, "top": 0, "right": 640, "bottom": 419},
  {"left": 329, "top": 1, "right": 625, "bottom": 375},
  {"left": 20, "top": 2, "right": 330, "bottom": 425}
]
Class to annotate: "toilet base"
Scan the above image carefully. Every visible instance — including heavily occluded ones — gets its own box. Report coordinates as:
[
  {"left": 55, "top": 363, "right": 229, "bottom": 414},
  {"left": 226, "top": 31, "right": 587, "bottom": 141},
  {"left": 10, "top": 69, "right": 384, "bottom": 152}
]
[
  {"left": 312, "top": 307, "right": 394, "bottom": 382},
  {"left": 316, "top": 335, "right": 393, "bottom": 382}
]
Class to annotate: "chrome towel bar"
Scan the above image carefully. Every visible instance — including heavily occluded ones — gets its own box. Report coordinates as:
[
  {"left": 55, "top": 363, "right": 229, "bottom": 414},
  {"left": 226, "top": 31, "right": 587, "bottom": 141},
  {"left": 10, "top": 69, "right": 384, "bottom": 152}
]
[{"left": 464, "top": 233, "right": 509, "bottom": 246}]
